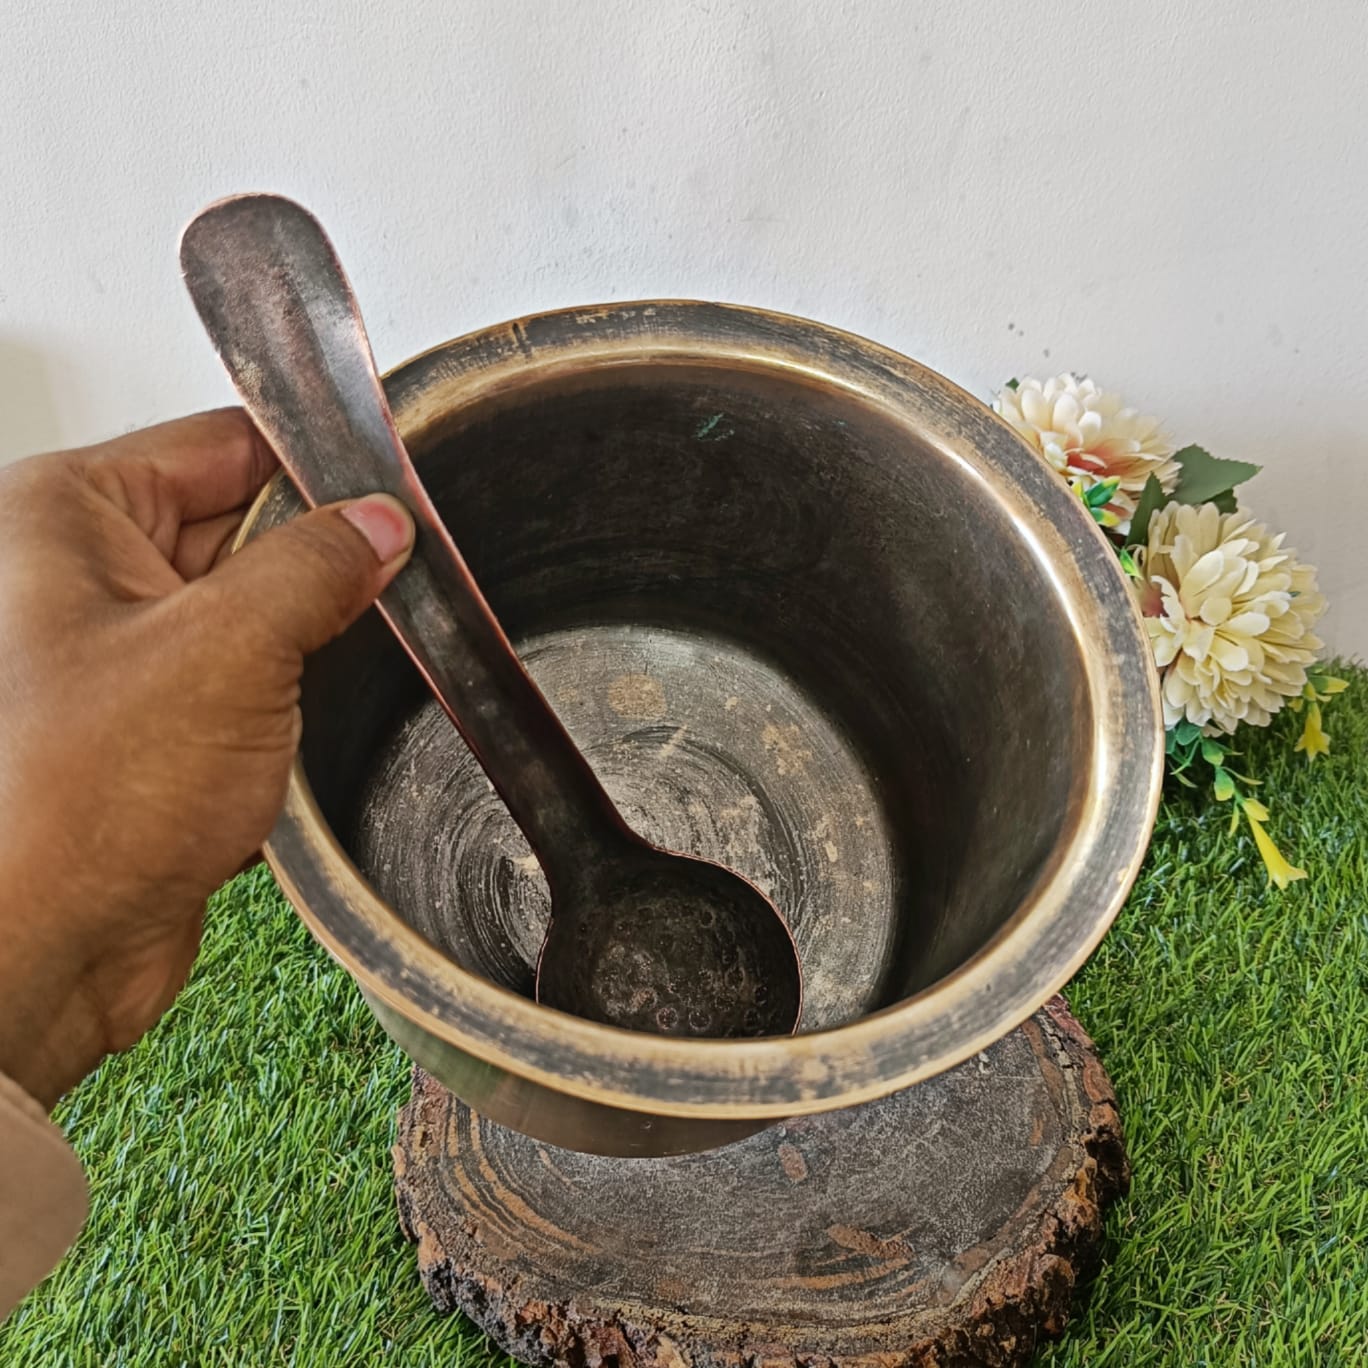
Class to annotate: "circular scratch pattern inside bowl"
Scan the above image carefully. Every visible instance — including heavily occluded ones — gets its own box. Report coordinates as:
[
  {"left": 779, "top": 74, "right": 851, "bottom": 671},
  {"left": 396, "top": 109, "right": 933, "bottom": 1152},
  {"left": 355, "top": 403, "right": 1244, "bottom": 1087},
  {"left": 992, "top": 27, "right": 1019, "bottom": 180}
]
[{"left": 351, "top": 622, "right": 897, "bottom": 1032}]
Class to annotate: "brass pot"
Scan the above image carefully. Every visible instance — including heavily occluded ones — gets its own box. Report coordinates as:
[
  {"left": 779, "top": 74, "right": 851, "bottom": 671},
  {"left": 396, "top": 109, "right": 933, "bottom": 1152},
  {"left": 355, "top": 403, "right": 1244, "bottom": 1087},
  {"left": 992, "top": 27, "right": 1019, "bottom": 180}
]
[{"left": 239, "top": 301, "right": 1162, "bottom": 1157}]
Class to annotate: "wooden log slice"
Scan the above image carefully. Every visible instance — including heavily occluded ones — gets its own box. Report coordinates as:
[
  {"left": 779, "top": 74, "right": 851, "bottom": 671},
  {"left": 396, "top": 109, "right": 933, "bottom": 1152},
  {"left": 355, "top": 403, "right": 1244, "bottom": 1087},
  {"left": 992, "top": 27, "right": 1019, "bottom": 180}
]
[{"left": 393, "top": 997, "right": 1127, "bottom": 1368}]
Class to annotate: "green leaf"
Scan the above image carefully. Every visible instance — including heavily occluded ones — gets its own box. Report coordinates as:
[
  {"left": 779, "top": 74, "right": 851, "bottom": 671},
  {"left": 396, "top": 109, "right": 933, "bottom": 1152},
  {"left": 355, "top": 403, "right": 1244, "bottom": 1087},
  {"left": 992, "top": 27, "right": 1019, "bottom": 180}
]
[
  {"left": 1172, "top": 444, "right": 1260, "bottom": 507},
  {"left": 1309, "top": 670, "right": 1349, "bottom": 697},
  {"left": 1213, "top": 767, "right": 1236, "bottom": 801},
  {"left": 1210, "top": 488, "right": 1239, "bottom": 514},
  {"left": 1201, "top": 738, "right": 1227, "bottom": 767},
  {"left": 1005, "top": 377, "right": 1019, "bottom": 391},
  {"left": 1174, "top": 720, "right": 1202, "bottom": 746},
  {"left": 1166, "top": 730, "right": 1201, "bottom": 776},
  {"left": 1126, "top": 474, "right": 1170, "bottom": 548},
  {"left": 1118, "top": 546, "right": 1140, "bottom": 577},
  {"left": 1084, "top": 478, "right": 1120, "bottom": 509}
]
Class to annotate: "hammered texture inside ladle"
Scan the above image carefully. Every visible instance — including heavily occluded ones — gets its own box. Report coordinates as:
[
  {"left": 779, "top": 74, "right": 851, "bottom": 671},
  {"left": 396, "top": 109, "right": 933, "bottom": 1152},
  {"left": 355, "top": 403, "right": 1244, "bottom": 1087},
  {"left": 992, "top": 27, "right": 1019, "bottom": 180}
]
[{"left": 179, "top": 193, "right": 803, "bottom": 1039}]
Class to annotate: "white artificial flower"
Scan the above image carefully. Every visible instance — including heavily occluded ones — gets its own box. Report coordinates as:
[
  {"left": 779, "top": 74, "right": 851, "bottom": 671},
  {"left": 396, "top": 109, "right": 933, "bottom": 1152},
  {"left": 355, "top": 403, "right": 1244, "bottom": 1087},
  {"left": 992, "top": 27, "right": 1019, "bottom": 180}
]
[
  {"left": 1131, "top": 502, "right": 1326, "bottom": 735},
  {"left": 994, "top": 374, "right": 1181, "bottom": 534}
]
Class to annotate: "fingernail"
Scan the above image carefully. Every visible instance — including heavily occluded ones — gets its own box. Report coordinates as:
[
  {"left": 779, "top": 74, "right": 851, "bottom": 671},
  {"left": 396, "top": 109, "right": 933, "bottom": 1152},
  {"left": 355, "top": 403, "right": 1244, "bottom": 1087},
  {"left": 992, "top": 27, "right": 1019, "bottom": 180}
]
[{"left": 342, "top": 495, "right": 414, "bottom": 564}]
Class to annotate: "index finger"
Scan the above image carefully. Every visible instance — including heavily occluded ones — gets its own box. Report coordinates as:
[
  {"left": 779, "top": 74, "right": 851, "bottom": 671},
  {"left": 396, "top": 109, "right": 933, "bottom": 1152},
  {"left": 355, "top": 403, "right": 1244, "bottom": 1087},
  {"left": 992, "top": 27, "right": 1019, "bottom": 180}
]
[{"left": 84, "top": 407, "right": 278, "bottom": 529}]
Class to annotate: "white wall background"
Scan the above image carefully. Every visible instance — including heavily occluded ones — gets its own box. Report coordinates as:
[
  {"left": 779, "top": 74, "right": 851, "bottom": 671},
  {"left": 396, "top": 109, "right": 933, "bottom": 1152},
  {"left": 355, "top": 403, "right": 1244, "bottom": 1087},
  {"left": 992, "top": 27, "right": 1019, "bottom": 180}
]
[{"left": 3, "top": 0, "right": 1364, "bottom": 655}]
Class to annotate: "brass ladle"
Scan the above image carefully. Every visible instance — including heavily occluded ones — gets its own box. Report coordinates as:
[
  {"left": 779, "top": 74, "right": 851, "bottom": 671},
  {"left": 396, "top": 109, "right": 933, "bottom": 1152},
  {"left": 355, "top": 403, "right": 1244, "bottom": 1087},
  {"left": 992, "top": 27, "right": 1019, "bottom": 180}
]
[{"left": 180, "top": 193, "right": 803, "bottom": 1039}]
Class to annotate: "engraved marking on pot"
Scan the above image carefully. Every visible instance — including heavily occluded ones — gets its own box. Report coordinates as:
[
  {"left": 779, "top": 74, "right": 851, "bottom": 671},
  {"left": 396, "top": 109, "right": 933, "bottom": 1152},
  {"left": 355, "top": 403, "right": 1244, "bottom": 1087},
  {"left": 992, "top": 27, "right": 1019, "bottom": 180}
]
[
  {"left": 607, "top": 673, "right": 667, "bottom": 720},
  {"left": 657, "top": 726, "right": 688, "bottom": 763},
  {"left": 695, "top": 412, "right": 734, "bottom": 441},
  {"left": 715, "top": 793, "right": 765, "bottom": 864},
  {"left": 760, "top": 723, "right": 812, "bottom": 776}
]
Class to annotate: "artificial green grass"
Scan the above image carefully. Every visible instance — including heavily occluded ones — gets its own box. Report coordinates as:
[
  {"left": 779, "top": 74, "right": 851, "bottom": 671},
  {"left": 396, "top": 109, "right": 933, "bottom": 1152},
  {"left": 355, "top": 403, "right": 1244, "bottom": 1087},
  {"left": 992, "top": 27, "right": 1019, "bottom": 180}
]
[{"left": 3, "top": 671, "right": 1365, "bottom": 1367}]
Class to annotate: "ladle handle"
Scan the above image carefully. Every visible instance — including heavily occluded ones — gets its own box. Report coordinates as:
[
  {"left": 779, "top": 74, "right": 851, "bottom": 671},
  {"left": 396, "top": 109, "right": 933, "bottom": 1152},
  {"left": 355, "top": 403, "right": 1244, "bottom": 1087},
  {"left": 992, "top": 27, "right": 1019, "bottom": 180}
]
[{"left": 180, "top": 193, "right": 630, "bottom": 882}]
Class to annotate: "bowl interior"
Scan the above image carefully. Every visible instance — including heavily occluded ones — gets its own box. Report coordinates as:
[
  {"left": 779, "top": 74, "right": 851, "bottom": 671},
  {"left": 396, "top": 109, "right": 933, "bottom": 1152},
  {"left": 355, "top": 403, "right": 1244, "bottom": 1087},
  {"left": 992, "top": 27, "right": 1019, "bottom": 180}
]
[{"left": 291, "top": 356, "right": 1089, "bottom": 1034}]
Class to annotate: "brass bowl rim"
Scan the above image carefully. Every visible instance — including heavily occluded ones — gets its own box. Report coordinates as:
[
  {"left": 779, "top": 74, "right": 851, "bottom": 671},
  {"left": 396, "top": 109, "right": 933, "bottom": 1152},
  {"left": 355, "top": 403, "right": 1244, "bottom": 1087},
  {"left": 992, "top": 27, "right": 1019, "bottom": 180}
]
[{"left": 244, "top": 299, "right": 1164, "bottom": 1120}]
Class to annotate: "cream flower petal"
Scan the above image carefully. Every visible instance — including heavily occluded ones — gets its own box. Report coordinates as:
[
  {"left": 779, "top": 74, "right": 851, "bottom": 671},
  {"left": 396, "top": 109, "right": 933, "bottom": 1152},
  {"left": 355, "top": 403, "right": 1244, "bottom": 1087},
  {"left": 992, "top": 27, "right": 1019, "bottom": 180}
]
[
  {"left": 1182, "top": 549, "right": 1231, "bottom": 599},
  {"left": 1200, "top": 596, "right": 1233, "bottom": 626},
  {"left": 1132, "top": 502, "right": 1327, "bottom": 736},
  {"left": 1208, "top": 634, "right": 1250, "bottom": 673},
  {"left": 992, "top": 375, "right": 1180, "bottom": 529},
  {"left": 1182, "top": 623, "right": 1216, "bottom": 662},
  {"left": 1150, "top": 627, "right": 1181, "bottom": 668},
  {"left": 1021, "top": 388, "right": 1052, "bottom": 429}
]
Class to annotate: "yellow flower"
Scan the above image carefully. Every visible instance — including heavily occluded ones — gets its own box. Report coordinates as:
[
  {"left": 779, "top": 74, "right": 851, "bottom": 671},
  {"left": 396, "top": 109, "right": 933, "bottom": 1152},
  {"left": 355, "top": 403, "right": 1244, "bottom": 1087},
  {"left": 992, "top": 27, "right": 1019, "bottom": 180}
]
[
  {"left": 994, "top": 375, "right": 1180, "bottom": 534},
  {"left": 1130, "top": 502, "right": 1326, "bottom": 735},
  {"left": 1242, "top": 804, "right": 1306, "bottom": 890},
  {"left": 1294, "top": 700, "right": 1330, "bottom": 760}
]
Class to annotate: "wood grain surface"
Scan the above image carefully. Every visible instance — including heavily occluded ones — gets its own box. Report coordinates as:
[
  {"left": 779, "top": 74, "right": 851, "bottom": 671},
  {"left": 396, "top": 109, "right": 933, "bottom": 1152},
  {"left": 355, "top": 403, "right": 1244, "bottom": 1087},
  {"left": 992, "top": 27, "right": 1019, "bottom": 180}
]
[{"left": 393, "top": 996, "right": 1128, "bottom": 1367}]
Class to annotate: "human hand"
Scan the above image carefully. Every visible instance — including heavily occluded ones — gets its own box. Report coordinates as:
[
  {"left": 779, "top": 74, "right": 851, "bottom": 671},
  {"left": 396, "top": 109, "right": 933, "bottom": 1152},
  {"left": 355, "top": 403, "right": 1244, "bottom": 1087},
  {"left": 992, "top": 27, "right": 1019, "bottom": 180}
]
[{"left": 0, "top": 409, "right": 414, "bottom": 1107}]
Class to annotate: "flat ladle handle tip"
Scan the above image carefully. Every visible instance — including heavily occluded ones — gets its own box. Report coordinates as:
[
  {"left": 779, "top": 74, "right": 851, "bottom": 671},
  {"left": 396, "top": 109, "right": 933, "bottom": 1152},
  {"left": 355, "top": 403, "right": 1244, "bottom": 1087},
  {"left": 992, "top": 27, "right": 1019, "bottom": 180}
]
[{"left": 181, "top": 193, "right": 631, "bottom": 884}]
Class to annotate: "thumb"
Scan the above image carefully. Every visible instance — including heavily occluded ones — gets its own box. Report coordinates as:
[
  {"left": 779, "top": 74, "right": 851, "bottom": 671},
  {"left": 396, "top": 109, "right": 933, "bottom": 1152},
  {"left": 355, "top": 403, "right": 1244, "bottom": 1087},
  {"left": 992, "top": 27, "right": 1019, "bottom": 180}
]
[{"left": 203, "top": 494, "right": 414, "bottom": 658}]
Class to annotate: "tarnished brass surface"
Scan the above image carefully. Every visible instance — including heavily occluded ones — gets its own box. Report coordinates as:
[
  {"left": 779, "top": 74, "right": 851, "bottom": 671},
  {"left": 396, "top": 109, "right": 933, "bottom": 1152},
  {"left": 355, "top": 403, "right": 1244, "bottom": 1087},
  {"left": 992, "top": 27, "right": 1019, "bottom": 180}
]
[{"left": 238, "top": 300, "right": 1163, "bottom": 1156}]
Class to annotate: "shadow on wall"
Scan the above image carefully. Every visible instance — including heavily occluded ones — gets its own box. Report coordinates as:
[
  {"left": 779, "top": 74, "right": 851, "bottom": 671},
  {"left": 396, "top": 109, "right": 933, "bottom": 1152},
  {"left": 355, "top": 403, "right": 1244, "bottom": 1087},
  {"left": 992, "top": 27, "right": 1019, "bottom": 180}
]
[{"left": 0, "top": 338, "right": 63, "bottom": 465}]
